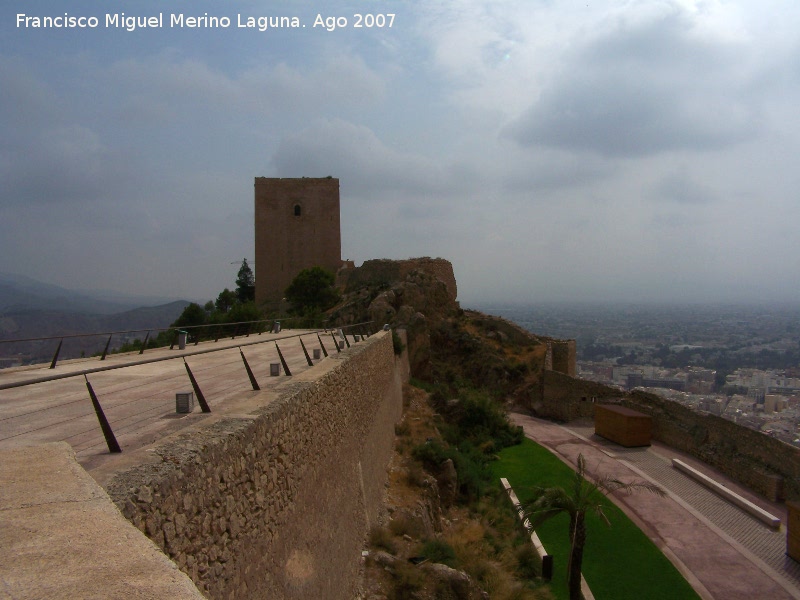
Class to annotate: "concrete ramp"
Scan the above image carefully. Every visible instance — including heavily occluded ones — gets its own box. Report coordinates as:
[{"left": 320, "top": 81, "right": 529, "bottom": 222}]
[{"left": 0, "top": 442, "right": 204, "bottom": 599}]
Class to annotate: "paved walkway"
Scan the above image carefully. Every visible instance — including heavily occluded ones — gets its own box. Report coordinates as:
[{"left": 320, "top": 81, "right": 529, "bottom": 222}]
[
  {"left": 0, "top": 329, "right": 348, "bottom": 471},
  {"left": 511, "top": 413, "right": 800, "bottom": 600}
]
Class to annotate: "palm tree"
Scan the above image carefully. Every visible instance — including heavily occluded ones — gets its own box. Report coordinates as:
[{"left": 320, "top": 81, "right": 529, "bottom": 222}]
[{"left": 518, "top": 453, "right": 664, "bottom": 600}]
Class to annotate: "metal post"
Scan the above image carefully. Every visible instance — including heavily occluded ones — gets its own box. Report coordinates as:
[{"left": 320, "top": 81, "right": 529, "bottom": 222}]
[
  {"left": 239, "top": 348, "right": 260, "bottom": 391},
  {"left": 343, "top": 332, "right": 351, "bottom": 348},
  {"left": 317, "top": 334, "right": 329, "bottom": 358},
  {"left": 139, "top": 331, "right": 150, "bottom": 355},
  {"left": 330, "top": 332, "right": 341, "bottom": 353},
  {"left": 84, "top": 375, "right": 121, "bottom": 453},
  {"left": 183, "top": 359, "right": 211, "bottom": 413},
  {"left": 100, "top": 334, "right": 113, "bottom": 360},
  {"left": 275, "top": 343, "right": 292, "bottom": 376},
  {"left": 50, "top": 339, "right": 63, "bottom": 369},
  {"left": 542, "top": 555, "right": 554, "bottom": 581},
  {"left": 299, "top": 338, "right": 313, "bottom": 367}
]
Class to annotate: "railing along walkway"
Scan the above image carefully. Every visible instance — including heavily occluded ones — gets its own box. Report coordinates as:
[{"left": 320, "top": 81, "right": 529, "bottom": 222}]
[{"left": 0, "top": 323, "right": 375, "bottom": 461}]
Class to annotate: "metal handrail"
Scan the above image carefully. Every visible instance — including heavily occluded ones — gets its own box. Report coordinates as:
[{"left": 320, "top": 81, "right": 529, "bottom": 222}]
[
  {"left": 0, "top": 316, "right": 332, "bottom": 368},
  {"left": 0, "top": 321, "right": 375, "bottom": 391},
  {"left": 0, "top": 320, "right": 376, "bottom": 454},
  {"left": 0, "top": 317, "right": 289, "bottom": 345}
]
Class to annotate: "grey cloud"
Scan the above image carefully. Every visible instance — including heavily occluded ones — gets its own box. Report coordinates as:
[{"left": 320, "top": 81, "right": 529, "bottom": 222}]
[
  {"left": 506, "top": 8, "right": 759, "bottom": 157},
  {"left": 108, "top": 53, "right": 385, "bottom": 124},
  {"left": 0, "top": 58, "right": 139, "bottom": 207},
  {"left": 651, "top": 212, "right": 694, "bottom": 229},
  {"left": 271, "top": 118, "right": 463, "bottom": 199},
  {"left": 2, "top": 123, "right": 133, "bottom": 207},
  {"left": 654, "top": 170, "right": 716, "bottom": 205},
  {"left": 498, "top": 148, "right": 615, "bottom": 196}
]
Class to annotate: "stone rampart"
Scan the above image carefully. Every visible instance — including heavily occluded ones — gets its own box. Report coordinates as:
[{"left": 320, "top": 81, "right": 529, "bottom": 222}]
[
  {"left": 342, "top": 257, "right": 458, "bottom": 301},
  {"left": 105, "top": 331, "right": 405, "bottom": 599},
  {"left": 621, "top": 390, "right": 797, "bottom": 501},
  {"left": 535, "top": 372, "right": 800, "bottom": 501}
]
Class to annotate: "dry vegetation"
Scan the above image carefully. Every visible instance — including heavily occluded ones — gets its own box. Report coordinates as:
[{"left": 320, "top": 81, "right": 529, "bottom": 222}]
[{"left": 358, "top": 384, "right": 554, "bottom": 600}]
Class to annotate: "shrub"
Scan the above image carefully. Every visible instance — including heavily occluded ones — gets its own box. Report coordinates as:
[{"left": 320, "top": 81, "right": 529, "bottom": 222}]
[
  {"left": 515, "top": 543, "right": 539, "bottom": 580},
  {"left": 392, "top": 330, "right": 405, "bottom": 355},
  {"left": 411, "top": 439, "right": 452, "bottom": 472},
  {"left": 411, "top": 439, "right": 491, "bottom": 503},
  {"left": 409, "top": 377, "right": 434, "bottom": 392},
  {"left": 419, "top": 538, "right": 458, "bottom": 567},
  {"left": 369, "top": 525, "right": 397, "bottom": 554},
  {"left": 406, "top": 463, "right": 428, "bottom": 488},
  {"left": 389, "top": 513, "right": 425, "bottom": 538},
  {"left": 389, "top": 562, "right": 425, "bottom": 600},
  {"left": 445, "top": 388, "right": 523, "bottom": 451}
]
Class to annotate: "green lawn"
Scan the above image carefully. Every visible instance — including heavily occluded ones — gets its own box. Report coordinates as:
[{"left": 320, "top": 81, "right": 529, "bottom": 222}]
[{"left": 492, "top": 439, "right": 701, "bottom": 600}]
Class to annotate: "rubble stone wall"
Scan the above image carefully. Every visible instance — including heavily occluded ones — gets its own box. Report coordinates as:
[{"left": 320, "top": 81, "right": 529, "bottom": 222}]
[
  {"left": 536, "top": 372, "right": 800, "bottom": 501},
  {"left": 342, "top": 257, "right": 458, "bottom": 301},
  {"left": 107, "top": 331, "right": 405, "bottom": 599}
]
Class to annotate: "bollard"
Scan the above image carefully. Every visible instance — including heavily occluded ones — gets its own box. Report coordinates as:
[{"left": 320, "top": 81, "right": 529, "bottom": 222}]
[
  {"left": 176, "top": 392, "right": 194, "bottom": 414},
  {"left": 542, "top": 555, "right": 553, "bottom": 581}
]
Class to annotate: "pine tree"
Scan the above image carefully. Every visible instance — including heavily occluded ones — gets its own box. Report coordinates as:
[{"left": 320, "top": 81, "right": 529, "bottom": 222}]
[{"left": 235, "top": 259, "right": 255, "bottom": 303}]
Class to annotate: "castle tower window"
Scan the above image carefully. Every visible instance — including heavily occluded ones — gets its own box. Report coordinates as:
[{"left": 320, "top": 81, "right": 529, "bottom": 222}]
[{"left": 294, "top": 204, "right": 302, "bottom": 217}]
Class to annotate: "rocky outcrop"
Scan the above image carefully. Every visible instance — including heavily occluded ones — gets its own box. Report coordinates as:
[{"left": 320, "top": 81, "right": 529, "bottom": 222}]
[
  {"left": 331, "top": 258, "right": 460, "bottom": 377},
  {"left": 423, "top": 563, "right": 489, "bottom": 600},
  {"left": 339, "top": 257, "right": 457, "bottom": 302}
]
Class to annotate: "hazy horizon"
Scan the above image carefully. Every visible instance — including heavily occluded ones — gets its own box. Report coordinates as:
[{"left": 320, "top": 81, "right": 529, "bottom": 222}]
[
  {"left": 3, "top": 1, "right": 799, "bottom": 305},
  {"left": 3, "top": 269, "right": 798, "bottom": 314}
]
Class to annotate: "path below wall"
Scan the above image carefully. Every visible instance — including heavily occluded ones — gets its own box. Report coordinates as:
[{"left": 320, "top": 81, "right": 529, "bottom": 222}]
[{"left": 511, "top": 413, "right": 800, "bottom": 600}]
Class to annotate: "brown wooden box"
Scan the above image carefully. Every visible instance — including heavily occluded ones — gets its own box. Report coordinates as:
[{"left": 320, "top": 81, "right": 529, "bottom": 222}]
[{"left": 594, "top": 404, "right": 652, "bottom": 447}]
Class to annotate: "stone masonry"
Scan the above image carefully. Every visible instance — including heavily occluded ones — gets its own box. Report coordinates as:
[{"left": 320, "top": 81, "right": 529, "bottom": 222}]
[
  {"left": 254, "top": 177, "right": 343, "bottom": 306},
  {"left": 106, "top": 331, "right": 405, "bottom": 599},
  {"left": 535, "top": 371, "right": 800, "bottom": 501}
]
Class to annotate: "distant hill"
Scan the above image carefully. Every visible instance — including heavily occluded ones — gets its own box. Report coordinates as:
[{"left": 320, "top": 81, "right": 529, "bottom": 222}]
[
  {"left": 0, "top": 273, "right": 192, "bottom": 365},
  {"left": 0, "top": 272, "right": 181, "bottom": 314},
  {"left": 0, "top": 301, "right": 191, "bottom": 365}
]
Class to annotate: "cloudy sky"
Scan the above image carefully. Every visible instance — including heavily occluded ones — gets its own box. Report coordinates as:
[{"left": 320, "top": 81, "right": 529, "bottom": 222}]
[{"left": 2, "top": 0, "right": 799, "bottom": 306}]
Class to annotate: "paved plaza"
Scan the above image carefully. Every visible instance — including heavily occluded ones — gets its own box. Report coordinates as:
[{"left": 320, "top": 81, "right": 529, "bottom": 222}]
[
  {"left": 512, "top": 413, "right": 800, "bottom": 600},
  {"left": 5, "top": 345, "right": 799, "bottom": 599},
  {"left": 0, "top": 329, "right": 352, "bottom": 470}
]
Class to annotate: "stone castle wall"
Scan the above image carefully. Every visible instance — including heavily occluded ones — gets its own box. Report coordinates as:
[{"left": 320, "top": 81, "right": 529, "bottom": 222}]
[
  {"left": 341, "top": 257, "right": 458, "bottom": 301},
  {"left": 535, "top": 372, "right": 800, "bottom": 501},
  {"left": 550, "top": 340, "right": 576, "bottom": 377},
  {"left": 106, "top": 331, "right": 405, "bottom": 599},
  {"left": 254, "top": 177, "right": 342, "bottom": 306}
]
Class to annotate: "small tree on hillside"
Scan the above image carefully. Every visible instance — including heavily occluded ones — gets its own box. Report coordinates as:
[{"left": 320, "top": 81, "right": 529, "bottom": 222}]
[
  {"left": 284, "top": 266, "right": 340, "bottom": 314},
  {"left": 215, "top": 288, "right": 237, "bottom": 313},
  {"left": 173, "top": 302, "right": 207, "bottom": 329},
  {"left": 235, "top": 258, "right": 255, "bottom": 303},
  {"left": 518, "top": 453, "right": 664, "bottom": 600}
]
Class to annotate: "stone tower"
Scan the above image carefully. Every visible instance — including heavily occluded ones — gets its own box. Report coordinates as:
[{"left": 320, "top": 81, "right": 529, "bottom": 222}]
[{"left": 254, "top": 177, "right": 342, "bottom": 306}]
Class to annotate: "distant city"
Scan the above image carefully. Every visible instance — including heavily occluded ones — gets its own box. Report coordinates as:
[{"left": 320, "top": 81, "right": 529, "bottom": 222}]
[{"left": 474, "top": 302, "right": 800, "bottom": 446}]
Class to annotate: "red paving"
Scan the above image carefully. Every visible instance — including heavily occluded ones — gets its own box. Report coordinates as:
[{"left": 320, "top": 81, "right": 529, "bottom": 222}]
[{"left": 511, "top": 413, "right": 800, "bottom": 600}]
